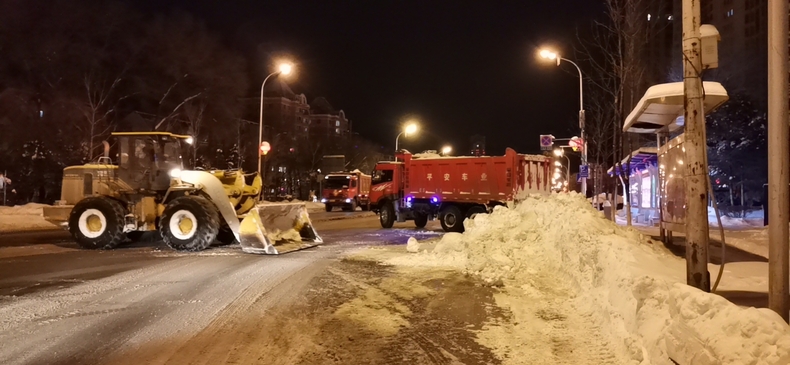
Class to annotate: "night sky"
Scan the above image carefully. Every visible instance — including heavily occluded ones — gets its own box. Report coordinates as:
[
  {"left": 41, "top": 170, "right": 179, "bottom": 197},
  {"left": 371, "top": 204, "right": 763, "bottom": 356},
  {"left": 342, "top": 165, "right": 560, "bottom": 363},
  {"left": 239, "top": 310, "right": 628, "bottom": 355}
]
[{"left": 127, "top": 1, "right": 604, "bottom": 155}]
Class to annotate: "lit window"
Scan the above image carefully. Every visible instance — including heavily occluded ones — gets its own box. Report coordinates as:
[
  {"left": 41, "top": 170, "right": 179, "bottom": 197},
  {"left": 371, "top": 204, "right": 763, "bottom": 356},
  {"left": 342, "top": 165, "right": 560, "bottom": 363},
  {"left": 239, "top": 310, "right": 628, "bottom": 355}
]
[
  {"left": 335, "top": 121, "right": 340, "bottom": 127},
  {"left": 647, "top": 14, "right": 651, "bottom": 21},
  {"left": 667, "top": 15, "right": 673, "bottom": 21},
  {"left": 335, "top": 128, "right": 341, "bottom": 134}
]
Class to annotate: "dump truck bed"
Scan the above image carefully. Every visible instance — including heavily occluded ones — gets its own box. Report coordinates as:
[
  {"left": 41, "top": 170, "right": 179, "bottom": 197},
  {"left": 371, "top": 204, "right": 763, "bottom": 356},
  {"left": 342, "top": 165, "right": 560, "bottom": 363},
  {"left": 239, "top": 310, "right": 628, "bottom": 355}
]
[{"left": 403, "top": 148, "right": 551, "bottom": 204}]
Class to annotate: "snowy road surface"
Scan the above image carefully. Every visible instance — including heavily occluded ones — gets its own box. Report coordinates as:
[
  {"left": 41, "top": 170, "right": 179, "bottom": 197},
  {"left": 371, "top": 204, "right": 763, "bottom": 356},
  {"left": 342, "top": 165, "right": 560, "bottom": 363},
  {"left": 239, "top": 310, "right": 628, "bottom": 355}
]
[
  {"left": 3, "top": 195, "right": 790, "bottom": 365},
  {"left": 0, "top": 215, "right": 450, "bottom": 365}
]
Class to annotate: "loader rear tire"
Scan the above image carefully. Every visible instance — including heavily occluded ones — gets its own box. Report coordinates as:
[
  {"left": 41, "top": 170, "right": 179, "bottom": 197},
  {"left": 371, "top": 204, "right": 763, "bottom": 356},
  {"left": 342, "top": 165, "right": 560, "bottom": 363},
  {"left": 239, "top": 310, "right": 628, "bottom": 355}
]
[
  {"left": 414, "top": 213, "right": 428, "bottom": 228},
  {"left": 439, "top": 205, "right": 464, "bottom": 233},
  {"left": 325, "top": 204, "right": 333, "bottom": 212},
  {"left": 160, "top": 196, "right": 220, "bottom": 252},
  {"left": 379, "top": 201, "right": 395, "bottom": 229},
  {"left": 69, "top": 196, "right": 126, "bottom": 250}
]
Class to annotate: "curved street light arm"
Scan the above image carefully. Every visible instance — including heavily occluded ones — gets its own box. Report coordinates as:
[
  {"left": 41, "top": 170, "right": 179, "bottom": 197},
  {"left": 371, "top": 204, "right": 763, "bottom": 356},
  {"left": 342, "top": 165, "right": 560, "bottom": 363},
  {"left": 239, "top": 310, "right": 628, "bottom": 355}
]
[{"left": 258, "top": 70, "right": 281, "bottom": 177}]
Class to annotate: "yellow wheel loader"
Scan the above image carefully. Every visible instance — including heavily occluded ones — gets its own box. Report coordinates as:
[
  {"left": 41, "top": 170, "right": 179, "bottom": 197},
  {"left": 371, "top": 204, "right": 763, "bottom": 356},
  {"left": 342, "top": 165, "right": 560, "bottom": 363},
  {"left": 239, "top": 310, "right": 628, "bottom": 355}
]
[{"left": 42, "top": 132, "right": 321, "bottom": 254}]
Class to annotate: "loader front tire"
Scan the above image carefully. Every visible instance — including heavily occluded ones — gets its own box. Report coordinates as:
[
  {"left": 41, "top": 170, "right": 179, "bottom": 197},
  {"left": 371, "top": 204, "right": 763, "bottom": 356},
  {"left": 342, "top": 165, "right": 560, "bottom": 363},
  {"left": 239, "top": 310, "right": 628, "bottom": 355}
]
[
  {"left": 160, "top": 196, "right": 220, "bottom": 252},
  {"left": 325, "top": 204, "right": 333, "bottom": 212},
  {"left": 69, "top": 196, "right": 126, "bottom": 250},
  {"left": 379, "top": 201, "right": 395, "bottom": 228}
]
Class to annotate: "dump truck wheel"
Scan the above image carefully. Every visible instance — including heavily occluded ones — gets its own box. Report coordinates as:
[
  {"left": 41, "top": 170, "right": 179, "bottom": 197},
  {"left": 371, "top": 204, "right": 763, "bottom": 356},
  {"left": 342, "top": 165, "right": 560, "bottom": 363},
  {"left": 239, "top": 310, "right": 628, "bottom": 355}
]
[
  {"left": 216, "top": 225, "right": 237, "bottom": 245},
  {"left": 69, "top": 196, "right": 126, "bottom": 250},
  {"left": 325, "top": 204, "right": 333, "bottom": 212},
  {"left": 439, "top": 205, "right": 464, "bottom": 233},
  {"left": 380, "top": 201, "right": 395, "bottom": 228},
  {"left": 466, "top": 206, "right": 487, "bottom": 219},
  {"left": 160, "top": 196, "right": 220, "bottom": 251},
  {"left": 414, "top": 213, "right": 428, "bottom": 228}
]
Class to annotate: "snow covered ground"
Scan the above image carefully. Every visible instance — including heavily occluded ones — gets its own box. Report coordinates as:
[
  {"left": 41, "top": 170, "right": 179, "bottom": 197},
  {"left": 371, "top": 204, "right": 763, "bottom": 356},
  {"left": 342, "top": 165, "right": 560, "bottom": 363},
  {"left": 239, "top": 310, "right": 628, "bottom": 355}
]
[
  {"left": 357, "top": 194, "right": 790, "bottom": 365},
  {"left": 0, "top": 204, "right": 57, "bottom": 233}
]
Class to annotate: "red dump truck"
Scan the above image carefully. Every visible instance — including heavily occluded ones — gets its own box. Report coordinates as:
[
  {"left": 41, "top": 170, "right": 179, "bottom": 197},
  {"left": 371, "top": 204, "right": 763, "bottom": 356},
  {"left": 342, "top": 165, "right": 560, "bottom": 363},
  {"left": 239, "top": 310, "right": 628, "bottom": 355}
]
[
  {"left": 369, "top": 148, "right": 551, "bottom": 232},
  {"left": 321, "top": 171, "right": 372, "bottom": 212}
]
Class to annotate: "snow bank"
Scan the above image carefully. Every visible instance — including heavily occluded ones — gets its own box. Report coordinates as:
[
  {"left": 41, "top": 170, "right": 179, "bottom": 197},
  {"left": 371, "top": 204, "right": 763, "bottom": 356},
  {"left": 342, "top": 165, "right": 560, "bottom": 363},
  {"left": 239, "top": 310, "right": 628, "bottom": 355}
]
[
  {"left": 397, "top": 193, "right": 790, "bottom": 364},
  {"left": 0, "top": 203, "right": 57, "bottom": 233},
  {"left": 0, "top": 203, "right": 50, "bottom": 215},
  {"left": 405, "top": 237, "right": 420, "bottom": 253}
]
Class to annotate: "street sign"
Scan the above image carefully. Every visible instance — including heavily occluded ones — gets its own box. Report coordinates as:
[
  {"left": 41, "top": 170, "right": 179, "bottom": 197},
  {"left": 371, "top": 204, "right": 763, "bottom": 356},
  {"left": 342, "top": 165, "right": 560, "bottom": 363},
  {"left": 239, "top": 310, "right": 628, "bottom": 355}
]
[
  {"left": 540, "top": 135, "right": 554, "bottom": 151},
  {"left": 569, "top": 137, "right": 584, "bottom": 152},
  {"left": 579, "top": 164, "right": 589, "bottom": 179}
]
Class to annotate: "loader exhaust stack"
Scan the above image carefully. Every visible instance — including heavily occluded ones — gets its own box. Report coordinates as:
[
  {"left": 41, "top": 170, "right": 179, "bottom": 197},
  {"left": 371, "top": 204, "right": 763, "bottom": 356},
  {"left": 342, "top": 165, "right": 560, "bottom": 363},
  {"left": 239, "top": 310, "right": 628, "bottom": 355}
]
[{"left": 238, "top": 202, "right": 323, "bottom": 254}]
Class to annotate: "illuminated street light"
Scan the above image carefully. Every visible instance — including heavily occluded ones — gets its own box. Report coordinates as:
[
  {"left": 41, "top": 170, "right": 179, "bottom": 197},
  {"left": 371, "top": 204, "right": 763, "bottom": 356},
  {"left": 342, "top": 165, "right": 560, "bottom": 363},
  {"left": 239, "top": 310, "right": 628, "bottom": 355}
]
[
  {"left": 554, "top": 161, "right": 562, "bottom": 167},
  {"left": 259, "top": 61, "right": 295, "bottom": 180},
  {"left": 441, "top": 146, "right": 452, "bottom": 155},
  {"left": 279, "top": 63, "right": 293, "bottom": 75},
  {"left": 539, "top": 49, "right": 558, "bottom": 61},
  {"left": 553, "top": 149, "right": 564, "bottom": 157},
  {"left": 395, "top": 121, "right": 419, "bottom": 152},
  {"left": 539, "top": 48, "right": 587, "bottom": 196}
]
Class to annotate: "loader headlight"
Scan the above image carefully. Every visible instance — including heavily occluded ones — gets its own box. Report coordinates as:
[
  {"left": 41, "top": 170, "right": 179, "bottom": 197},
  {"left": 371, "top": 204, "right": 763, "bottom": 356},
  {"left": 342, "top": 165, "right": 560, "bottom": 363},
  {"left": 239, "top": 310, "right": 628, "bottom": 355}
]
[
  {"left": 321, "top": 198, "right": 327, "bottom": 203},
  {"left": 345, "top": 198, "right": 352, "bottom": 203},
  {"left": 169, "top": 168, "right": 182, "bottom": 178}
]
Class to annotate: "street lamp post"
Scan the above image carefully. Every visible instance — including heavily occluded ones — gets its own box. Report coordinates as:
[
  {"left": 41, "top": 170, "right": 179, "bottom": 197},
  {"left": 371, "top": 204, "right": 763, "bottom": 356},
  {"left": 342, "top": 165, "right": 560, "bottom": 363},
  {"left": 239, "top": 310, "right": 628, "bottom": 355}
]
[
  {"left": 395, "top": 122, "right": 418, "bottom": 154},
  {"left": 258, "top": 63, "right": 293, "bottom": 183},
  {"left": 540, "top": 50, "right": 587, "bottom": 197}
]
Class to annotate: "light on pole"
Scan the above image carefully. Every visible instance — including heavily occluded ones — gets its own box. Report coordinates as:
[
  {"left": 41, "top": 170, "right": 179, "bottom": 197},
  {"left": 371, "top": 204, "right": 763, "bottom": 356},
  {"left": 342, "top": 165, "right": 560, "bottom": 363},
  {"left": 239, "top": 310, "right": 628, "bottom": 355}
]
[
  {"left": 441, "top": 145, "right": 452, "bottom": 155},
  {"left": 395, "top": 122, "right": 419, "bottom": 152},
  {"left": 258, "top": 63, "right": 293, "bottom": 198},
  {"left": 554, "top": 148, "right": 571, "bottom": 185},
  {"left": 541, "top": 49, "right": 586, "bottom": 197}
]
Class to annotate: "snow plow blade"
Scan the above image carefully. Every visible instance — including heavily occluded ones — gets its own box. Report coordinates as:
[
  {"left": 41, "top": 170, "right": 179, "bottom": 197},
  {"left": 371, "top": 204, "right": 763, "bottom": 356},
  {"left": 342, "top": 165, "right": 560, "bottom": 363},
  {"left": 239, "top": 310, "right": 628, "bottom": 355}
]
[{"left": 238, "top": 203, "right": 323, "bottom": 255}]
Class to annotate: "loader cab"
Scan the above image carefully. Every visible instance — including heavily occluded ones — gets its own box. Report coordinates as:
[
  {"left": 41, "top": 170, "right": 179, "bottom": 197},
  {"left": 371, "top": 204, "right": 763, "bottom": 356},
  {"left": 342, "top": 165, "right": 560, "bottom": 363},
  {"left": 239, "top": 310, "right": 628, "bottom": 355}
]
[{"left": 114, "top": 132, "right": 191, "bottom": 192}]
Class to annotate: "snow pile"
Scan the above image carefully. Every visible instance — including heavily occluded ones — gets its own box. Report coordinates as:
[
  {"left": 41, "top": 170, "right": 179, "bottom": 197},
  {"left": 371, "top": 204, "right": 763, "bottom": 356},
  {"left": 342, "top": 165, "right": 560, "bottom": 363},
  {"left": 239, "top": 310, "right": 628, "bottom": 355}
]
[
  {"left": 0, "top": 203, "right": 57, "bottom": 233},
  {"left": 634, "top": 277, "right": 790, "bottom": 365},
  {"left": 412, "top": 152, "right": 443, "bottom": 159},
  {"left": 397, "top": 193, "right": 790, "bottom": 364},
  {"left": 405, "top": 237, "right": 420, "bottom": 253},
  {"left": 0, "top": 203, "right": 50, "bottom": 216}
]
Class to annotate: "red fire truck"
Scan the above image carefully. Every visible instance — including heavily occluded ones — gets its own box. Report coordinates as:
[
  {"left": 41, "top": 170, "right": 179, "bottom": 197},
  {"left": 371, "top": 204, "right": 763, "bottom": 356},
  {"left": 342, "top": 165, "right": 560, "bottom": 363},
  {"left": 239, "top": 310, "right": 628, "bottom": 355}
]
[
  {"left": 369, "top": 149, "right": 551, "bottom": 232},
  {"left": 321, "top": 171, "right": 372, "bottom": 212}
]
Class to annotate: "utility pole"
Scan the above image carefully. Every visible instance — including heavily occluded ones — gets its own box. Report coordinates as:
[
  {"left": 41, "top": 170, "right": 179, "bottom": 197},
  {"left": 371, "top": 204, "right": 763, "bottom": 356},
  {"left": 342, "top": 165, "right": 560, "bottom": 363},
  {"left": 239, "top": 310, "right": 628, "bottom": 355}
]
[
  {"left": 767, "top": 0, "right": 789, "bottom": 322},
  {"left": 682, "top": 0, "right": 710, "bottom": 292}
]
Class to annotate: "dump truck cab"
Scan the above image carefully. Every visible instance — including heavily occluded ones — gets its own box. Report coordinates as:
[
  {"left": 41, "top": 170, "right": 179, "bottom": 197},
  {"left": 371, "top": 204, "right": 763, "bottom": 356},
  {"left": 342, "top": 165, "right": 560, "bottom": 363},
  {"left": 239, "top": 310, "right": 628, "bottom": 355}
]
[{"left": 321, "top": 171, "right": 372, "bottom": 212}]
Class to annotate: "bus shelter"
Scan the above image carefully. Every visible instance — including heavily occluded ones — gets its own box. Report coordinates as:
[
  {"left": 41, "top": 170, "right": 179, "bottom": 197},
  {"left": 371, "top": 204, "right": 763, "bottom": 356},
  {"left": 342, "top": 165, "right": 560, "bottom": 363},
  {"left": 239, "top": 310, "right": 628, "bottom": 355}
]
[
  {"left": 608, "top": 148, "right": 659, "bottom": 225},
  {"left": 622, "top": 81, "right": 729, "bottom": 239}
]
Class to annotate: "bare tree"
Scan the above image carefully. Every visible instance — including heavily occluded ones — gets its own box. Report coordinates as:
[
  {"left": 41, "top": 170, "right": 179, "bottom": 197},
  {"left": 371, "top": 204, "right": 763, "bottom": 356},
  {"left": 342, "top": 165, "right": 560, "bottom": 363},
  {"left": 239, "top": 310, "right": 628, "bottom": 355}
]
[{"left": 576, "top": 0, "right": 652, "bottom": 215}]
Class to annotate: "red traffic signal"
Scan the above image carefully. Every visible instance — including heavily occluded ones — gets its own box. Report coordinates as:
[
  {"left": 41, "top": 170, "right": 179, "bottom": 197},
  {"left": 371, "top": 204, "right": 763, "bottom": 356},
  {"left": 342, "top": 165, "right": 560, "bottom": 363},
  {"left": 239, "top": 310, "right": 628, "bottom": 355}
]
[{"left": 260, "top": 141, "right": 271, "bottom": 155}]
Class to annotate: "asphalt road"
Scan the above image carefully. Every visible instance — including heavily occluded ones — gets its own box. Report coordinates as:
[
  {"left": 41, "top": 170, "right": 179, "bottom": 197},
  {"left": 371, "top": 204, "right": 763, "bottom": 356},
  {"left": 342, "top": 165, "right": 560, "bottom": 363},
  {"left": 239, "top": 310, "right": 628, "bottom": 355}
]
[{"left": 0, "top": 211, "right": 445, "bottom": 365}]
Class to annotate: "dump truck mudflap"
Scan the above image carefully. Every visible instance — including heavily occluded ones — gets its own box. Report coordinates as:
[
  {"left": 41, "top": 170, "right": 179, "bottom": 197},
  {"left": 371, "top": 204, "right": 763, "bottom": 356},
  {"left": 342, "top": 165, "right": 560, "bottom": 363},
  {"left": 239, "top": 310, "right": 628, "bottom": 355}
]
[{"left": 239, "top": 203, "right": 323, "bottom": 254}]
